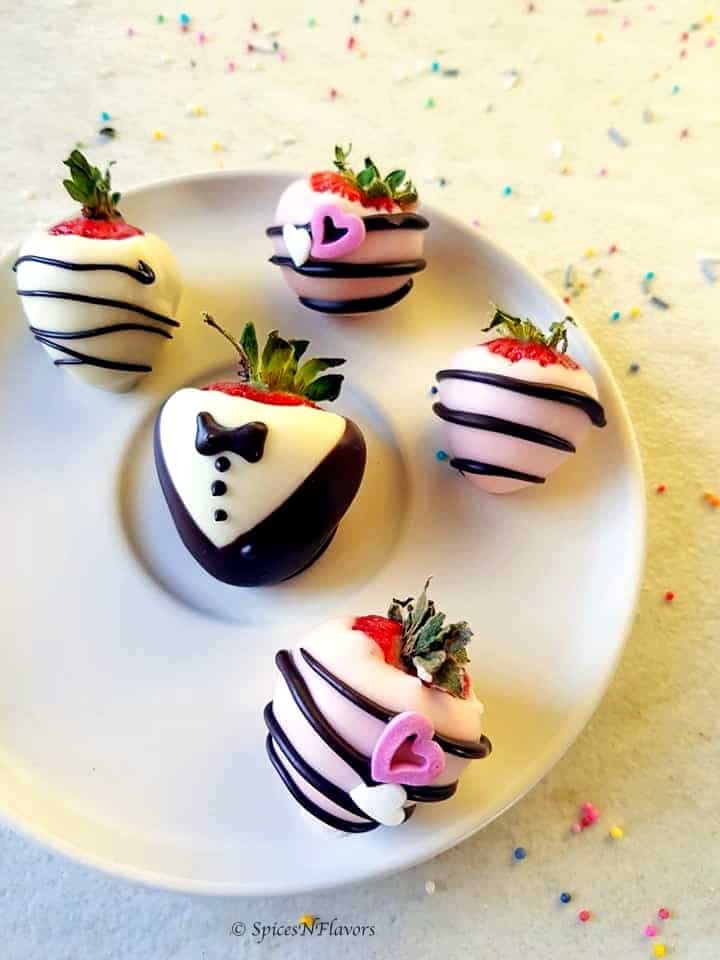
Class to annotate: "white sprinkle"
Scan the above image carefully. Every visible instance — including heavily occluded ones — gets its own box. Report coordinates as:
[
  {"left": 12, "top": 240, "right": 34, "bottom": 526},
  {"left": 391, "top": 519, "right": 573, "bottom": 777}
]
[
  {"left": 551, "top": 139, "right": 564, "bottom": 159},
  {"left": 502, "top": 69, "right": 520, "bottom": 90},
  {"left": 425, "top": 880, "right": 436, "bottom": 895},
  {"left": 528, "top": 205, "right": 540, "bottom": 220},
  {"left": 20, "top": 189, "right": 35, "bottom": 201},
  {"left": 261, "top": 143, "right": 278, "bottom": 159},
  {"left": 98, "top": 66, "right": 113, "bottom": 78}
]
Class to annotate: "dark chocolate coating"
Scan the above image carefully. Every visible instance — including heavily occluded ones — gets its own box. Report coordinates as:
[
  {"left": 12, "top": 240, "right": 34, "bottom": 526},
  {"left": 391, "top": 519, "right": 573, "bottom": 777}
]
[
  {"left": 154, "top": 411, "right": 366, "bottom": 587},
  {"left": 269, "top": 255, "right": 426, "bottom": 278},
  {"left": 298, "top": 279, "right": 414, "bottom": 315}
]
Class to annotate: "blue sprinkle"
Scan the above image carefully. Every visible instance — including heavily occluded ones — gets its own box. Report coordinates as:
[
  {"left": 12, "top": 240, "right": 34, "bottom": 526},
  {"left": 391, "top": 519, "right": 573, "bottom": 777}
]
[
  {"left": 352, "top": 13, "right": 360, "bottom": 22},
  {"left": 513, "top": 846, "right": 527, "bottom": 861},
  {"left": 608, "top": 126, "right": 628, "bottom": 148},
  {"left": 100, "top": 111, "right": 111, "bottom": 122},
  {"left": 701, "top": 261, "right": 717, "bottom": 284},
  {"left": 650, "top": 295, "right": 670, "bottom": 310},
  {"left": 645, "top": 270, "right": 655, "bottom": 280},
  {"left": 431, "top": 60, "right": 440, "bottom": 73},
  {"left": 671, "top": 83, "right": 681, "bottom": 95},
  {"left": 560, "top": 892, "right": 572, "bottom": 904},
  {"left": 435, "top": 450, "right": 448, "bottom": 462},
  {"left": 503, "top": 185, "right": 513, "bottom": 196},
  {"left": 179, "top": 12, "right": 190, "bottom": 24},
  {"left": 438, "top": 176, "right": 447, "bottom": 186},
  {"left": 430, "top": 385, "right": 438, "bottom": 395},
  {"left": 629, "top": 362, "right": 640, "bottom": 374},
  {"left": 610, "top": 310, "right": 621, "bottom": 322}
]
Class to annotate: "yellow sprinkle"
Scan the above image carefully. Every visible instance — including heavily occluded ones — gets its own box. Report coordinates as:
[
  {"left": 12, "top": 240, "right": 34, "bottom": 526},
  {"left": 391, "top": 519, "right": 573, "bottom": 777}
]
[
  {"left": 705, "top": 13, "right": 714, "bottom": 23},
  {"left": 152, "top": 129, "right": 165, "bottom": 141},
  {"left": 299, "top": 914, "right": 315, "bottom": 929},
  {"left": 584, "top": 247, "right": 596, "bottom": 258},
  {"left": 594, "top": 31, "right": 604, "bottom": 42},
  {"left": 191, "top": 104, "right": 204, "bottom": 116},
  {"left": 541, "top": 210, "right": 554, "bottom": 222},
  {"left": 630, "top": 306, "right": 641, "bottom": 318},
  {"left": 610, "top": 95, "right": 622, "bottom": 105},
  {"left": 212, "top": 141, "right": 223, "bottom": 152},
  {"left": 653, "top": 945, "right": 666, "bottom": 958},
  {"left": 609, "top": 825, "right": 624, "bottom": 840}
]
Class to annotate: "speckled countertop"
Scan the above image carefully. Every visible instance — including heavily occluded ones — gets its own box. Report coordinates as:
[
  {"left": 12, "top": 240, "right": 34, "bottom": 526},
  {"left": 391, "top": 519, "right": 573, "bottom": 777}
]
[{"left": 2, "top": 1, "right": 719, "bottom": 958}]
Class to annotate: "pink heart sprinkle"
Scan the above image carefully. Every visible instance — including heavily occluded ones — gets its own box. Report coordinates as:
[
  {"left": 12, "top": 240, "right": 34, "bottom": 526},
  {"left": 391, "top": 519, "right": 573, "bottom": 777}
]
[
  {"left": 309, "top": 203, "right": 366, "bottom": 259},
  {"left": 371, "top": 711, "right": 446, "bottom": 787}
]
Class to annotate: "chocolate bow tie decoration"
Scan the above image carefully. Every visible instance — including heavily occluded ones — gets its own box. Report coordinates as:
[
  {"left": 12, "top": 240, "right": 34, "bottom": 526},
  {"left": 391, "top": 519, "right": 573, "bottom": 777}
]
[{"left": 195, "top": 412, "right": 268, "bottom": 462}]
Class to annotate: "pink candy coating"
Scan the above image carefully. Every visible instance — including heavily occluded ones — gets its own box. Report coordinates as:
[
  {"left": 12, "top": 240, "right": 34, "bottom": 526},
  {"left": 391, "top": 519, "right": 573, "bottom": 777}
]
[{"left": 371, "top": 711, "right": 445, "bottom": 786}]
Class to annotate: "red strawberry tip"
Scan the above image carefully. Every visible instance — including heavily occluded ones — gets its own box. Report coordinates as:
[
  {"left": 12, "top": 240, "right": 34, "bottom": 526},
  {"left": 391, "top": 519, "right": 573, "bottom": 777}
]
[{"left": 48, "top": 216, "right": 144, "bottom": 240}]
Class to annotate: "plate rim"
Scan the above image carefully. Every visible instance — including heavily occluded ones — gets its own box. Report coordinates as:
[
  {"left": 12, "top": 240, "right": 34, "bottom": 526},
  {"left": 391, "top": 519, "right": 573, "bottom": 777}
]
[{"left": 0, "top": 168, "right": 646, "bottom": 896}]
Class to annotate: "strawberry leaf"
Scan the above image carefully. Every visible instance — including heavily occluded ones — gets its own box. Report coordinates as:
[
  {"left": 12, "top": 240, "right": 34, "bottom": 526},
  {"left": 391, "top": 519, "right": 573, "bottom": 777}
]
[
  {"left": 295, "top": 356, "right": 345, "bottom": 390},
  {"left": 432, "top": 659, "right": 465, "bottom": 698},
  {"left": 239, "top": 322, "right": 259, "bottom": 378},
  {"left": 290, "top": 339, "right": 310, "bottom": 362},
  {"left": 384, "top": 169, "right": 406, "bottom": 190},
  {"left": 304, "top": 373, "right": 344, "bottom": 402}
]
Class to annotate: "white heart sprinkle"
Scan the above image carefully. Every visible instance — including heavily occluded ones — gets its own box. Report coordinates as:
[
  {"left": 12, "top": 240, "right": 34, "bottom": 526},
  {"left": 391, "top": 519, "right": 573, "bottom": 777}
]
[
  {"left": 350, "top": 782, "right": 407, "bottom": 827},
  {"left": 282, "top": 224, "right": 312, "bottom": 267}
]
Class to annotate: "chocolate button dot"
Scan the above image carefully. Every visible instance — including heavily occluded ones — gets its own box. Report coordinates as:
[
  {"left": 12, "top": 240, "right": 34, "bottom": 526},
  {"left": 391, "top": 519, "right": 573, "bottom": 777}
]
[
  {"left": 214, "top": 509, "right": 228, "bottom": 522},
  {"left": 211, "top": 480, "right": 227, "bottom": 496},
  {"left": 215, "top": 456, "right": 231, "bottom": 472}
]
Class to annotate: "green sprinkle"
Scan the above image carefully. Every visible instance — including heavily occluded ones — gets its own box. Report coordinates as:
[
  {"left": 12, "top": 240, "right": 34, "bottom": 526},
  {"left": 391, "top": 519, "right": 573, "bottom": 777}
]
[
  {"left": 308, "top": 15, "right": 316, "bottom": 26},
  {"left": 157, "top": 13, "right": 165, "bottom": 23},
  {"left": 425, "top": 96, "right": 436, "bottom": 108}
]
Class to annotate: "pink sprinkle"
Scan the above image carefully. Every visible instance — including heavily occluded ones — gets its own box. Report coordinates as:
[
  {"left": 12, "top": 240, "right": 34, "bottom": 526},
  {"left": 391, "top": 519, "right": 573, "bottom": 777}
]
[
  {"left": 707, "top": 37, "right": 716, "bottom": 47},
  {"left": 571, "top": 822, "right": 582, "bottom": 834},
  {"left": 347, "top": 35, "right": 356, "bottom": 50},
  {"left": 658, "top": 908, "right": 671, "bottom": 920},
  {"left": 645, "top": 925, "right": 658, "bottom": 938},
  {"left": 588, "top": 5, "right": 608, "bottom": 14},
  {"left": 597, "top": 167, "right": 608, "bottom": 177},
  {"left": 251, "top": 20, "right": 259, "bottom": 31},
  {"left": 127, "top": 26, "right": 135, "bottom": 36},
  {"left": 578, "top": 909, "right": 591, "bottom": 923},
  {"left": 680, "top": 47, "right": 688, "bottom": 57},
  {"left": 329, "top": 87, "right": 338, "bottom": 99},
  {"left": 680, "top": 31, "right": 689, "bottom": 41},
  {"left": 180, "top": 23, "right": 189, "bottom": 33},
  {"left": 647, "top": 3, "right": 656, "bottom": 9},
  {"left": 279, "top": 48, "right": 287, "bottom": 62},
  {"left": 403, "top": 7, "right": 412, "bottom": 16},
  {"left": 581, "top": 802, "right": 595, "bottom": 813},
  {"left": 580, "top": 814, "right": 594, "bottom": 828},
  {"left": 622, "top": 17, "right": 632, "bottom": 27},
  {"left": 227, "top": 59, "right": 236, "bottom": 72},
  {"left": 246, "top": 42, "right": 255, "bottom": 52},
  {"left": 680, "top": 128, "right": 689, "bottom": 139},
  {"left": 197, "top": 31, "right": 206, "bottom": 43},
  {"left": 609, "top": 244, "right": 618, "bottom": 253}
]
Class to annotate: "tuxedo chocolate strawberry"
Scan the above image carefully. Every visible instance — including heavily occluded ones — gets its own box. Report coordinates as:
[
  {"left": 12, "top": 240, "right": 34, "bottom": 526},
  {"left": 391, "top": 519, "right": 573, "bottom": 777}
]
[
  {"left": 265, "top": 581, "right": 491, "bottom": 833},
  {"left": 433, "top": 307, "right": 607, "bottom": 493},
  {"left": 266, "top": 144, "right": 429, "bottom": 315},
  {"left": 154, "top": 315, "right": 366, "bottom": 587},
  {"left": 14, "top": 150, "right": 182, "bottom": 392}
]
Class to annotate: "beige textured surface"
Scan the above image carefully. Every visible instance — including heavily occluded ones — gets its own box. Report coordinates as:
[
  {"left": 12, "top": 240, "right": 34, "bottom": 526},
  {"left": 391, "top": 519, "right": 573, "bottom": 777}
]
[{"left": 2, "top": 1, "right": 719, "bottom": 957}]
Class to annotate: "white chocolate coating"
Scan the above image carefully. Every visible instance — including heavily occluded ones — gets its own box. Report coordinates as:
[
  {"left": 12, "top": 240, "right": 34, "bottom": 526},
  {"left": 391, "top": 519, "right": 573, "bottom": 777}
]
[
  {"left": 157, "top": 388, "right": 346, "bottom": 548},
  {"left": 437, "top": 344, "right": 602, "bottom": 493},
  {"left": 16, "top": 231, "right": 182, "bottom": 392},
  {"left": 270, "top": 619, "right": 485, "bottom": 829}
]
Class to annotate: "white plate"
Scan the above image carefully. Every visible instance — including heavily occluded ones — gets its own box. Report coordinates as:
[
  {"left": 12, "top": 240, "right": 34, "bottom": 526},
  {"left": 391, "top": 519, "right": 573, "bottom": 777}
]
[{"left": 0, "top": 172, "right": 644, "bottom": 895}]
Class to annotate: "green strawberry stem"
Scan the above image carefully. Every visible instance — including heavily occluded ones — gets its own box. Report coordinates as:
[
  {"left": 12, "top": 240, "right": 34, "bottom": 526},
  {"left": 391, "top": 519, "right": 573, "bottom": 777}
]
[
  {"left": 61, "top": 149, "right": 122, "bottom": 220},
  {"left": 333, "top": 144, "right": 418, "bottom": 208},
  {"left": 483, "top": 305, "right": 576, "bottom": 353},
  {"left": 201, "top": 313, "right": 346, "bottom": 402},
  {"left": 388, "top": 579, "right": 472, "bottom": 699}
]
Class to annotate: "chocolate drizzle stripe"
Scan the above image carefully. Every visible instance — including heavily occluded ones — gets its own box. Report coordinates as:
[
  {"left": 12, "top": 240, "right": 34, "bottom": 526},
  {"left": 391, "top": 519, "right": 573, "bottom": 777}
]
[
  {"left": 436, "top": 369, "right": 606, "bottom": 427},
  {"left": 265, "top": 212, "right": 429, "bottom": 237},
  {"left": 298, "top": 279, "right": 414, "bottom": 315},
  {"left": 265, "top": 735, "right": 381, "bottom": 833},
  {"left": 16, "top": 289, "right": 180, "bottom": 327},
  {"left": 264, "top": 703, "right": 372, "bottom": 819},
  {"left": 13, "top": 255, "right": 156, "bottom": 285},
  {"left": 29, "top": 323, "right": 172, "bottom": 341},
  {"left": 449, "top": 458, "right": 546, "bottom": 485},
  {"left": 32, "top": 333, "right": 152, "bottom": 372},
  {"left": 432, "top": 402, "right": 576, "bottom": 453},
  {"left": 275, "top": 650, "right": 371, "bottom": 779},
  {"left": 269, "top": 255, "right": 426, "bottom": 278},
  {"left": 300, "top": 648, "right": 492, "bottom": 761}
]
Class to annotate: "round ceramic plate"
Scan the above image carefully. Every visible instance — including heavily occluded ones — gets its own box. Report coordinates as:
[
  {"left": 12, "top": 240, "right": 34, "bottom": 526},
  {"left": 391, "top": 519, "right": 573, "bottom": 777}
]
[{"left": 0, "top": 172, "right": 644, "bottom": 895}]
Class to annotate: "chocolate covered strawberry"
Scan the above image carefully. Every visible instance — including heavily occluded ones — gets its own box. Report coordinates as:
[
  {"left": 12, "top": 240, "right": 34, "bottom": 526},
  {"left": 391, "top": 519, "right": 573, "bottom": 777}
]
[
  {"left": 14, "top": 150, "right": 182, "bottom": 392},
  {"left": 154, "top": 314, "right": 366, "bottom": 586},
  {"left": 266, "top": 144, "right": 428, "bottom": 315},
  {"left": 265, "top": 581, "right": 491, "bottom": 833},
  {"left": 433, "top": 307, "right": 607, "bottom": 493}
]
